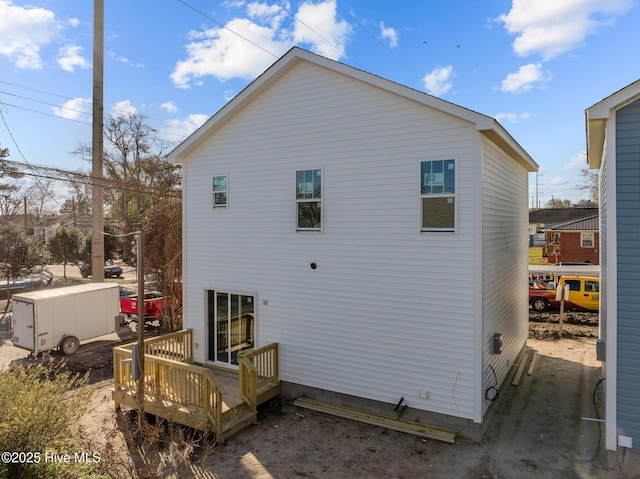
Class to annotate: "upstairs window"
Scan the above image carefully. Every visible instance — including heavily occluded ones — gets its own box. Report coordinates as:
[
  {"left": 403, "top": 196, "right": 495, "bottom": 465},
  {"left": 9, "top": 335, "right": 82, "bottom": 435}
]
[
  {"left": 421, "top": 159, "right": 455, "bottom": 232},
  {"left": 213, "top": 175, "right": 228, "bottom": 208},
  {"left": 296, "top": 169, "right": 322, "bottom": 230}
]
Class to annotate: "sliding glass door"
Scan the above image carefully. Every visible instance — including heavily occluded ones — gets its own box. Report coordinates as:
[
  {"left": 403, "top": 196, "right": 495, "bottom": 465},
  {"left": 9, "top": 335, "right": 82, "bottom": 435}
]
[{"left": 207, "top": 290, "right": 255, "bottom": 366}]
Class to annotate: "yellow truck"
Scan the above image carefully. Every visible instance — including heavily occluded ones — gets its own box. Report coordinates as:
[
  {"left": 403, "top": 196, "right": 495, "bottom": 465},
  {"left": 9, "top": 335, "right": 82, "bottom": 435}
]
[{"left": 529, "top": 276, "right": 599, "bottom": 313}]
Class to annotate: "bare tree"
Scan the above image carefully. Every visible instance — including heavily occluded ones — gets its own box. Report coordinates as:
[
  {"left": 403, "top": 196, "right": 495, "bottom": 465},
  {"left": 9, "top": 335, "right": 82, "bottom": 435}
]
[
  {"left": 579, "top": 168, "right": 599, "bottom": 205},
  {"left": 102, "top": 113, "right": 171, "bottom": 263},
  {"left": 144, "top": 191, "right": 182, "bottom": 331}
]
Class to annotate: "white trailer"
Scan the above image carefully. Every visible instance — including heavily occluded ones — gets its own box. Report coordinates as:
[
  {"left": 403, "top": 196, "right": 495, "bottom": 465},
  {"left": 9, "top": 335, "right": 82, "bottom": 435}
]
[{"left": 12, "top": 283, "right": 121, "bottom": 355}]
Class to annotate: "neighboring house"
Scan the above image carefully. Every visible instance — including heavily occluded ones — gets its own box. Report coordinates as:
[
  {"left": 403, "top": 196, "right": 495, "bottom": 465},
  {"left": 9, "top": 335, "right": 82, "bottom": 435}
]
[
  {"left": 167, "top": 47, "right": 537, "bottom": 438},
  {"left": 528, "top": 207, "right": 598, "bottom": 237},
  {"left": 543, "top": 214, "right": 599, "bottom": 264},
  {"left": 32, "top": 213, "right": 93, "bottom": 242},
  {"left": 587, "top": 78, "right": 640, "bottom": 454}
]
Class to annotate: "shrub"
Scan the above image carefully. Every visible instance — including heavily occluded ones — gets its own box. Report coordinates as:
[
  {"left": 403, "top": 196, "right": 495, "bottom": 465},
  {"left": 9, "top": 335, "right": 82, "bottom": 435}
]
[{"left": 0, "top": 357, "right": 94, "bottom": 478}]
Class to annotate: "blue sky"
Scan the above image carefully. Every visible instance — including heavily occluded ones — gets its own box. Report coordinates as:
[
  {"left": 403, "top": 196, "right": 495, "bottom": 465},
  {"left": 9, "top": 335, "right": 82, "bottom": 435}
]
[{"left": 0, "top": 0, "right": 639, "bottom": 207}]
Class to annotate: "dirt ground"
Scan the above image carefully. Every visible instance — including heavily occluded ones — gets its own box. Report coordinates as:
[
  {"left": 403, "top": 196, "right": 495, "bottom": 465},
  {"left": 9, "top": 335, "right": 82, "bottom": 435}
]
[{"left": 2, "top": 305, "right": 640, "bottom": 478}]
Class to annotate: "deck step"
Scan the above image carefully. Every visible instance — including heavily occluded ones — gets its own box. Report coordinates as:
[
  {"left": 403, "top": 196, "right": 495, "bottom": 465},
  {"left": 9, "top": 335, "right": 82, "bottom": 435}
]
[
  {"left": 293, "top": 397, "right": 457, "bottom": 444},
  {"left": 221, "top": 404, "right": 257, "bottom": 441}
]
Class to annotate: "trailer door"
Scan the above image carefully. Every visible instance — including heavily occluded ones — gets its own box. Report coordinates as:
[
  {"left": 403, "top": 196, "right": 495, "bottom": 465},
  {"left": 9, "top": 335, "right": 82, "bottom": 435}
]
[{"left": 13, "top": 300, "right": 35, "bottom": 351}]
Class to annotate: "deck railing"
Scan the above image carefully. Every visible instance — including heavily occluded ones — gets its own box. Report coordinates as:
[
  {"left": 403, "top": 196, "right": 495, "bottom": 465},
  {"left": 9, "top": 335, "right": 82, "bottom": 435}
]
[
  {"left": 113, "top": 331, "right": 278, "bottom": 441},
  {"left": 239, "top": 343, "right": 278, "bottom": 409},
  {"left": 113, "top": 329, "right": 222, "bottom": 436},
  {"left": 113, "top": 330, "right": 193, "bottom": 390}
]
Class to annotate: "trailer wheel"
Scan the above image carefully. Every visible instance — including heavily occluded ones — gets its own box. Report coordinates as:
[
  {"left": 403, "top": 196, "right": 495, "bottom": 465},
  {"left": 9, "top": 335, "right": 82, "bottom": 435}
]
[{"left": 61, "top": 336, "right": 80, "bottom": 355}]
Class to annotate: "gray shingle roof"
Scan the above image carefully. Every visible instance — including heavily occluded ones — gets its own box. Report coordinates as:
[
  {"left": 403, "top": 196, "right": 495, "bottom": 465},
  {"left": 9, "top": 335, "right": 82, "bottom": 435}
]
[{"left": 547, "top": 214, "right": 599, "bottom": 231}]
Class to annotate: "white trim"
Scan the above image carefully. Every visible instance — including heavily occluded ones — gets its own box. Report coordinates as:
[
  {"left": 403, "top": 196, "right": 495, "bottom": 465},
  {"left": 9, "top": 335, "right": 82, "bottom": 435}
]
[
  {"left": 212, "top": 174, "right": 229, "bottom": 208},
  {"left": 419, "top": 158, "right": 458, "bottom": 233},
  {"left": 204, "top": 288, "right": 257, "bottom": 370},
  {"left": 473, "top": 141, "right": 485, "bottom": 424},
  {"left": 580, "top": 231, "right": 594, "bottom": 248},
  {"left": 604, "top": 111, "right": 618, "bottom": 452},
  {"left": 295, "top": 168, "right": 323, "bottom": 232}
]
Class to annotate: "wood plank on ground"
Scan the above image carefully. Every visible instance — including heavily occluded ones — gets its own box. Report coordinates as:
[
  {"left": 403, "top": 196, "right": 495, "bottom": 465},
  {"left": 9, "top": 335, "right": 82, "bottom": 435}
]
[
  {"left": 292, "top": 397, "right": 457, "bottom": 444},
  {"left": 512, "top": 349, "right": 531, "bottom": 386}
]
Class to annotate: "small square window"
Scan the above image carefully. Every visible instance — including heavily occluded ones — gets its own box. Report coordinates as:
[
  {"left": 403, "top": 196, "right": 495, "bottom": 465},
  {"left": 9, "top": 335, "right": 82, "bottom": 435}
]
[{"left": 213, "top": 175, "right": 228, "bottom": 208}]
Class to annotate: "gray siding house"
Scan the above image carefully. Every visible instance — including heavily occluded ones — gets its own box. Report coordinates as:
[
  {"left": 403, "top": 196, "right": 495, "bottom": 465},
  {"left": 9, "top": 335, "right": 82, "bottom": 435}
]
[
  {"left": 587, "top": 78, "right": 640, "bottom": 453},
  {"left": 168, "top": 47, "right": 537, "bottom": 438}
]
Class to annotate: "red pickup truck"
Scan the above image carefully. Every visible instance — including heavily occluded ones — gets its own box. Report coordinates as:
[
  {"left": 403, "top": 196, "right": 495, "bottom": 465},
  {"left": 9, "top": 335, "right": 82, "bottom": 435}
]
[{"left": 120, "top": 291, "right": 165, "bottom": 323}]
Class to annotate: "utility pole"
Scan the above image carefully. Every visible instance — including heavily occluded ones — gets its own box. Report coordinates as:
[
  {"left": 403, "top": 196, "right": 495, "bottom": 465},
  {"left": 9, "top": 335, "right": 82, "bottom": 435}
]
[{"left": 91, "top": 0, "right": 105, "bottom": 283}]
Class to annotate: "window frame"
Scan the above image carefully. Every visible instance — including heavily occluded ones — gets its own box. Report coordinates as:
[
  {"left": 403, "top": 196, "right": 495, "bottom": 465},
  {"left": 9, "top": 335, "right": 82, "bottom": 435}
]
[
  {"left": 419, "top": 158, "right": 457, "bottom": 233},
  {"left": 295, "top": 168, "right": 323, "bottom": 232},
  {"left": 580, "top": 232, "right": 594, "bottom": 248},
  {"left": 212, "top": 175, "right": 228, "bottom": 208}
]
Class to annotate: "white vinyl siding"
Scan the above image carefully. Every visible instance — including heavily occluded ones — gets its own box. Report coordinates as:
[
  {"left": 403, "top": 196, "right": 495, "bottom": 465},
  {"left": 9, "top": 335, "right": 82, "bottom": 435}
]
[
  {"left": 179, "top": 59, "right": 529, "bottom": 423},
  {"left": 480, "top": 137, "right": 530, "bottom": 419}
]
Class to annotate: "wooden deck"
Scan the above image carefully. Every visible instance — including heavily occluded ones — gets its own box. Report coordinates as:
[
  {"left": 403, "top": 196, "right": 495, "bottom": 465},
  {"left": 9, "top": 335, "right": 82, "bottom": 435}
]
[{"left": 112, "top": 330, "right": 280, "bottom": 442}]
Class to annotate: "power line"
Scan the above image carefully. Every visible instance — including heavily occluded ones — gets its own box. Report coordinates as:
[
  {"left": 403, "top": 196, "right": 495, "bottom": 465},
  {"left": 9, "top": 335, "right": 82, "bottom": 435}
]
[
  {"left": 1, "top": 157, "right": 182, "bottom": 199},
  {"left": 177, "top": 0, "right": 280, "bottom": 59}
]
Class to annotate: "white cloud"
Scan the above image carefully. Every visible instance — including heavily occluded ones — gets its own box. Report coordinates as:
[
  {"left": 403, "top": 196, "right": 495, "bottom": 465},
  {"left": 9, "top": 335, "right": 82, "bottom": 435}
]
[
  {"left": 52, "top": 97, "right": 90, "bottom": 120},
  {"left": 564, "top": 150, "right": 587, "bottom": 170},
  {"left": 380, "top": 22, "right": 398, "bottom": 48},
  {"left": 161, "top": 101, "right": 178, "bottom": 113},
  {"left": 422, "top": 65, "right": 454, "bottom": 96},
  {"left": 498, "top": 0, "right": 634, "bottom": 60},
  {"left": 111, "top": 100, "right": 137, "bottom": 117},
  {"left": 292, "top": 1, "right": 352, "bottom": 59},
  {"left": 57, "top": 45, "right": 90, "bottom": 72},
  {"left": 549, "top": 176, "right": 569, "bottom": 186},
  {"left": 171, "top": 0, "right": 352, "bottom": 88},
  {"left": 500, "top": 63, "right": 550, "bottom": 93},
  {"left": 162, "top": 114, "right": 210, "bottom": 141},
  {"left": 494, "top": 112, "right": 531, "bottom": 124},
  {"left": 0, "top": 0, "right": 62, "bottom": 69}
]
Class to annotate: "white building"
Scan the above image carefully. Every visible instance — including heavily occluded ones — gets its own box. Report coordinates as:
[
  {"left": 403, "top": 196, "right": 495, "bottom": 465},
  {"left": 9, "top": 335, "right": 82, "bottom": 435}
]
[{"left": 167, "top": 47, "right": 537, "bottom": 438}]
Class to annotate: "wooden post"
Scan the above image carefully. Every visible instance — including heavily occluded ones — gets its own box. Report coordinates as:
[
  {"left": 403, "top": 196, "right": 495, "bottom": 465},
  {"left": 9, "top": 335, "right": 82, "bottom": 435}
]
[
  {"left": 136, "top": 228, "right": 145, "bottom": 428},
  {"left": 559, "top": 296, "right": 564, "bottom": 337}
]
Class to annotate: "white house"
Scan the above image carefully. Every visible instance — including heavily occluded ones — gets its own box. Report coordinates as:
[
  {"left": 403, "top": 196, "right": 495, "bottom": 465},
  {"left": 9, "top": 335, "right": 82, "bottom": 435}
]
[
  {"left": 587, "top": 78, "right": 640, "bottom": 454},
  {"left": 167, "top": 47, "right": 537, "bottom": 438}
]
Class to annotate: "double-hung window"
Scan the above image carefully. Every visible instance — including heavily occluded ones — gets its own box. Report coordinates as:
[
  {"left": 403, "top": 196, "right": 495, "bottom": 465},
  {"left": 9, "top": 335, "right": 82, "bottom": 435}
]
[
  {"left": 420, "top": 159, "right": 456, "bottom": 232},
  {"left": 580, "top": 232, "right": 594, "bottom": 248},
  {"left": 213, "top": 175, "right": 228, "bottom": 208},
  {"left": 296, "top": 169, "right": 322, "bottom": 230}
]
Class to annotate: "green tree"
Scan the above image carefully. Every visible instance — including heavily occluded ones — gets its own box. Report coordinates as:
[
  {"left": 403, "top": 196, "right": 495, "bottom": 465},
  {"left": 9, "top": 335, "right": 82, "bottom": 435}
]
[
  {"left": 48, "top": 227, "right": 83, "bottom": 281},
  {"left": 0, "top": 147, "right": 24, "bottom": 220},
  {"left": 79, "top": 225, "right": 119, "bottom": 264},
  {"left": 0, "top": 224, "right": 50, "bottom": 302}
]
